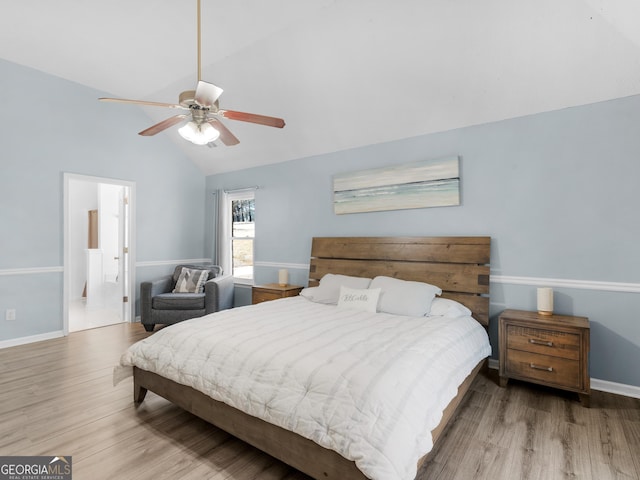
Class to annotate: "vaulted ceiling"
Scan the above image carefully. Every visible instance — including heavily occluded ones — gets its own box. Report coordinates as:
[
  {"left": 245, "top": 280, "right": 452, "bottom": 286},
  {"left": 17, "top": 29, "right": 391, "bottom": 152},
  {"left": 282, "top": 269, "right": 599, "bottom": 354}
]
[{"left": 2, "top": 0, "right": 639, "bottom": 175}]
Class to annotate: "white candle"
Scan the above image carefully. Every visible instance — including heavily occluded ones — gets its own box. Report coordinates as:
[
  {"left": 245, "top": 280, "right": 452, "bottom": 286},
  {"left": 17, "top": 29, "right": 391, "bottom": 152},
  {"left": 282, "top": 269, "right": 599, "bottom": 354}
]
[
  {"left": 278, "top": 269, "right": 288, "bottom": 286},
  {"left": 537, "top": 287, "right": 553, "bottom": 315}
]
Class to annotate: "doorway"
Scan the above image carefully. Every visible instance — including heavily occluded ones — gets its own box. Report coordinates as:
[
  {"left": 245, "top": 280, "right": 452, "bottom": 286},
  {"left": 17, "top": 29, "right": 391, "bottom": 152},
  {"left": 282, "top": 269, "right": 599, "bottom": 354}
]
[{"left": 63, "top": 174, "right": 135, "bottom": 333}]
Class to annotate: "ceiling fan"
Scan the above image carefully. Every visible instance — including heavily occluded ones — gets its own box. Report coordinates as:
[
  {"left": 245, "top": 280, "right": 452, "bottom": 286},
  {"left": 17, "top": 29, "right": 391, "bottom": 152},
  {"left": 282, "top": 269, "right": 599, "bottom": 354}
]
[{"left": 99, "top": 0, "right": 285, "bottom": 146}]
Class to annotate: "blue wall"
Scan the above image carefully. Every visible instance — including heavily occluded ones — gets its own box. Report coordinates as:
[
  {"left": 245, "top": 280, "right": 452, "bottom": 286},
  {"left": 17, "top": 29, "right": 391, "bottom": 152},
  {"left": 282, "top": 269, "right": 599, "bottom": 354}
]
[
  {"left": 206, "top": 95, "right": 640, "bottom": 388},
  {"left": 0, "top": 59, "right": 207, "bottom": 340}
]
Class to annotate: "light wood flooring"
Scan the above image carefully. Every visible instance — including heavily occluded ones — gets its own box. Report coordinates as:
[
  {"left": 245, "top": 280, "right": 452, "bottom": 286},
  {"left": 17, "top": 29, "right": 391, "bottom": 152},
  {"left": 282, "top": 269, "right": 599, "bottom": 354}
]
[{"left": 1, "top": 322, "right": 638, "bottom": 480}]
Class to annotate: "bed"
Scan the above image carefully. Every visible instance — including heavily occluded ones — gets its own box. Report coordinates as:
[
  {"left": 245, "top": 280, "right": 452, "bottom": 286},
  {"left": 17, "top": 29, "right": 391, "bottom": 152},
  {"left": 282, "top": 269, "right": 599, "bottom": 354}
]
[{"left": 117, "top": 236, "right": 491, "bottom": 480}]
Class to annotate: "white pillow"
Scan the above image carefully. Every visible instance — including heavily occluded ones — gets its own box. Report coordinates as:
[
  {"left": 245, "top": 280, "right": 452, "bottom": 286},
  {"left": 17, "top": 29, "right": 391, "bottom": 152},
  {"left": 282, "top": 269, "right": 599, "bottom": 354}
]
[
  {"left": 300, "top": 274, "right": 372, "bottom": 305},
  {"left": 299, "top": 286, "right": 336, "bottom": 304},
  {"left": 337, "top": 286, "right": 380, "bottom": 313},
  {"left": 428, "top": 297, "right": 472, "bottom": 317},
  {"left": 369, "top": 276, "right": 442, "bottom": 317}
]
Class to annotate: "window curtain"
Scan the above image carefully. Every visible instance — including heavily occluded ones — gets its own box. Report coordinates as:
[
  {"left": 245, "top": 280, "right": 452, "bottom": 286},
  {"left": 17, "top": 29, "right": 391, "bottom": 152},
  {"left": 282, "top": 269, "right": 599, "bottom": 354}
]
[{"left": 217, "top": 190, "right": 232, "bottom": 276}]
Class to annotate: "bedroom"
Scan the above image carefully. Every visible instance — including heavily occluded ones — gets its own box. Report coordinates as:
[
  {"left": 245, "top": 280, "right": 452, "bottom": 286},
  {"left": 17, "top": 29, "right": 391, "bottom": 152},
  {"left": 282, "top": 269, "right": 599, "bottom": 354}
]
[{"left": 1, "top": 1, "right": 639, "bottom": 479}]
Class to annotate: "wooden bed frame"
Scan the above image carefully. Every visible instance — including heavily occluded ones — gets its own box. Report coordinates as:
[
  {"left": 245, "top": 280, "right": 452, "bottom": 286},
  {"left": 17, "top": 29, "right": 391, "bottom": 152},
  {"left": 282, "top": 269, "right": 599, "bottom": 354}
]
[{"left": 133, "top": 236, "right": 491, "bottom": 479}]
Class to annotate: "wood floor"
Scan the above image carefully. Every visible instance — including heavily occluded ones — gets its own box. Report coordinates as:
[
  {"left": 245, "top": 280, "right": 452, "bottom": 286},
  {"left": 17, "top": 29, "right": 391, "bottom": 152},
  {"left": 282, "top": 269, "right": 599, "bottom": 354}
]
[{"left": 1, "top": 322, "right": 638, "bottom": 480}]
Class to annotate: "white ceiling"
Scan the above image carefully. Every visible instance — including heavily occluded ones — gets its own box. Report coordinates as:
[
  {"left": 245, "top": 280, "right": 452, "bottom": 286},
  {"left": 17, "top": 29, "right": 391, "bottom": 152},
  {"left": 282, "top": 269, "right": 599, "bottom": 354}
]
[{"left": 2, "top": 0, "right": 640, "bottom": 175}]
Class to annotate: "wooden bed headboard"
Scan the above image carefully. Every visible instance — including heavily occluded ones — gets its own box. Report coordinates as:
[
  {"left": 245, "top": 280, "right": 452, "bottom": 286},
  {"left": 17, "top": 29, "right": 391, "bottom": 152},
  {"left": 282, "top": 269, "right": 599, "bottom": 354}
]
[{"left": 309, "top": 236, "right": 491, "bottom": 326}]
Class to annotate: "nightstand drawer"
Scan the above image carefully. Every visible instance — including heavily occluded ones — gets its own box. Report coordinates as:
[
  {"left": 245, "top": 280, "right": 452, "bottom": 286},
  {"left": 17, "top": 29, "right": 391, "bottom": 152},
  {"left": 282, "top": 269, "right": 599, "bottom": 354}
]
[
  {"left": 506, "top": 349, "right": 581, "bottom": 390},
  {"left": 252, "top": 284, "right": 304, "bottom": 305},
  {"left": 252, "top": 290, "right": 282, "bottom": 304},
  {"left": 506, "top": 325, "right": 580, "bottom": 360}
]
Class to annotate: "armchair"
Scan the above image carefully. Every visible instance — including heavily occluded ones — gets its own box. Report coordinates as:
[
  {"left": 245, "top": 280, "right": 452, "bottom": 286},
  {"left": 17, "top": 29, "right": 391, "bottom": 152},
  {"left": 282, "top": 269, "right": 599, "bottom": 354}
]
[{"left": 140, "top": 264, "right": 234, "bottom": 332}]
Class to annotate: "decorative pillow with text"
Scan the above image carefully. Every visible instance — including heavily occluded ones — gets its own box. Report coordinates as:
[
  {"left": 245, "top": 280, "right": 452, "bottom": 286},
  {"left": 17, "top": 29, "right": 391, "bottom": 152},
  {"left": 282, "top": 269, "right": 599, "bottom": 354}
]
[{"left": 336, "top": 286, "right": 380, "bottom": 313}]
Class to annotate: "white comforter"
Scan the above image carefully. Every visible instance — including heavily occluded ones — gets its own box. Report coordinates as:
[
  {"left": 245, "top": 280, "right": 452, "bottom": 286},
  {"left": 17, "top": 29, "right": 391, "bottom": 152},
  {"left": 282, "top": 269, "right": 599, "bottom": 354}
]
[{"left": 117, "top": 296, "right": 490, "bottom": 480}]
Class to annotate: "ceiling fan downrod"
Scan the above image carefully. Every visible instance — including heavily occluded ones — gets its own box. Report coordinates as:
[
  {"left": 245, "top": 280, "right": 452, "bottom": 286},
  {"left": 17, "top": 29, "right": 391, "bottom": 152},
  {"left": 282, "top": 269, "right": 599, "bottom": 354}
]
[{"left": 197, "top": 0, "right": 202, "bottom": 82}]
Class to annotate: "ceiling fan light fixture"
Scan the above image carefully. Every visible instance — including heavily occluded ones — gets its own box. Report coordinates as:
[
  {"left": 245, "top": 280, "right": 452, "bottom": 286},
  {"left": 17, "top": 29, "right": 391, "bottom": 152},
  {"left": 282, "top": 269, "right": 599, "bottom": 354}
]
[{"left": 178, "top": 121, "right": 220, "bottom": 145}]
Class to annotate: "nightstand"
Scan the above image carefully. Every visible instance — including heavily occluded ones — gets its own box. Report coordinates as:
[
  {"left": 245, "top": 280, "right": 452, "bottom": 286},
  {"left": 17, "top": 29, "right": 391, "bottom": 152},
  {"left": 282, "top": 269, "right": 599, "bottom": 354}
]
[
  {"left": 499, "top": 309, "right": 590, "bottom": 406},
  {"left": 252, "top": 283, "right": 304, "bottom": 305}
]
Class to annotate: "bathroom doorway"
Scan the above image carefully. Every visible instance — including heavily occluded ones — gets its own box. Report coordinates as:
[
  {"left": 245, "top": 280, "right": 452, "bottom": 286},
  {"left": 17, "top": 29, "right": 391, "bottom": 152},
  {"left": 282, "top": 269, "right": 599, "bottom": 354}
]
[{"left": 63, "top": 174, "right": 135, "bottom": 333}]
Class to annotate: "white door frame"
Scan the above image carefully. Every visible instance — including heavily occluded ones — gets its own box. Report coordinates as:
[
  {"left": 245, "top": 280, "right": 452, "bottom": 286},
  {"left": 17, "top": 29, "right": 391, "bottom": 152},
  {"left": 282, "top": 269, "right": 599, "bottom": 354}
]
[{"left": 63, "top": 173, "right": 136, "bottom": 335}]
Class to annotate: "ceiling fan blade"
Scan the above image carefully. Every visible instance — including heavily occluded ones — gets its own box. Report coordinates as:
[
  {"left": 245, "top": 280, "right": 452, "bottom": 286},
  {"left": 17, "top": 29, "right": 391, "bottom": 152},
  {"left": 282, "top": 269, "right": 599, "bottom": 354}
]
[
  {"left": 195, "top": 81, "right": 224, "bottom": 107},
  {"left": 220, "top": 110, "right": 285, "bottom": 128},
  {"left": 139, "top": 114, "right": 188, "bottom": 136},
  {"left": 99, "top": 97, "right": 187, "bottom": 110},
  {"left": 207, "top": 118, "right": 240, "bottom": 146}
]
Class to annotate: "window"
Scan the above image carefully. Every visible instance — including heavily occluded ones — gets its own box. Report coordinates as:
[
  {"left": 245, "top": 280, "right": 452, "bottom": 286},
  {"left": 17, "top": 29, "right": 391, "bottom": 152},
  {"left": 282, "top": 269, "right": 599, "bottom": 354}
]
[
  {"left": 231, "top": 196, "right": 254, "bottom": 280},
  {"left": 221, "top": 190, "right": 255, "bottom": 282}
]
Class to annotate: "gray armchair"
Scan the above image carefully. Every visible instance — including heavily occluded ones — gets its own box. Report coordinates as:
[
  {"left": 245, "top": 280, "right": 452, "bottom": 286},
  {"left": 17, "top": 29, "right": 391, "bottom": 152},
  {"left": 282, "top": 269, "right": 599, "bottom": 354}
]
[{"left": 140, "top": 264, "right": 234, "bottom": 332}]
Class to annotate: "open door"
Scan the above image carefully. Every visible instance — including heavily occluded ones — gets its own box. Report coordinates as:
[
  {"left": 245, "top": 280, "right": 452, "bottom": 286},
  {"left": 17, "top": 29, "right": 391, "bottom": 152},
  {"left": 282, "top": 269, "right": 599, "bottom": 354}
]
[
  {"left": 99, "top": 183, "right": 131, "bottom": 323},
  {"left": 64, "top": 174, "right": 135, "bottom": 333}
]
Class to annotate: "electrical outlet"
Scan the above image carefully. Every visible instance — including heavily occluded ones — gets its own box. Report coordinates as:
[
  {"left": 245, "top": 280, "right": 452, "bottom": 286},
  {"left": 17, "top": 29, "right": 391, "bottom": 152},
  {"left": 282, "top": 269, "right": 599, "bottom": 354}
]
[{"left": 6, "top": 309, "right": 16, "bottom": 321}]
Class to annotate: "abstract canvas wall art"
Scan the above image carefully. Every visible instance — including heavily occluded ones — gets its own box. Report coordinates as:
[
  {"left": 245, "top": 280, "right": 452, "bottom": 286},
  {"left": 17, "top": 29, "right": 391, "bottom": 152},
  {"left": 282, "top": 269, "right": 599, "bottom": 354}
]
[{"left": 333, "top": 156, "right": 460, "bottom": 214}]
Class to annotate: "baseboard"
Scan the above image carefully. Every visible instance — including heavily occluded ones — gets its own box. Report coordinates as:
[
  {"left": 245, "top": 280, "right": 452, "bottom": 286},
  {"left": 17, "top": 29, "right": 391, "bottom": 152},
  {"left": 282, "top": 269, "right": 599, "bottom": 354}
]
[
  {"left": 0, "top": 331, "right": 65, "bottom": 349},
  {"left": 591, "top": 378, "right": 640, "bottom": 399},
  {"left": 487, "top": 358, "right": 640, "bottom": 399}
]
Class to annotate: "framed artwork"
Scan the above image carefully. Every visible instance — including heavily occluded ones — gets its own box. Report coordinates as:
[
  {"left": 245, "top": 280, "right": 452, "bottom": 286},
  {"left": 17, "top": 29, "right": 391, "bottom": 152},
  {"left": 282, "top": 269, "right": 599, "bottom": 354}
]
[{"left": 333, "top": 156, "right": 460, "bottom": 214}]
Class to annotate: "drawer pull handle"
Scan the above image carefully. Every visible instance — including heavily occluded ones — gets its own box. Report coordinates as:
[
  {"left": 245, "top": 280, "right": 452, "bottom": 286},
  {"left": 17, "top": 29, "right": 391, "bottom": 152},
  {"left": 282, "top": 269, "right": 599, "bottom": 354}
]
[
  {"left": 529, "top": 339, "right": 553, "bottom": 347},
  {"left": 529, "top": 363, "right": 553, "bottom": 372}
]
